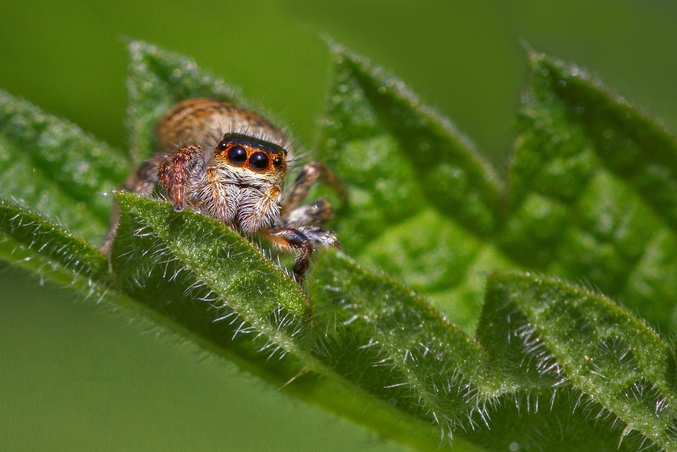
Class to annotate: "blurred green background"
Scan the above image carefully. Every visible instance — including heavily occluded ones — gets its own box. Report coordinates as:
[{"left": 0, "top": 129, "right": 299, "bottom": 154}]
[{"left": 1, "top": 1, "right": 676, "bottom": 450}]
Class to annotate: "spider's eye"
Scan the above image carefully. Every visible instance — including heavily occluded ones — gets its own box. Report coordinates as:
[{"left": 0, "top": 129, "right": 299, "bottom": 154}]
[
  {"left": 228, "top": 145, "right": 247, "bottom": 165},
  {"left": 249, "top": 152, "right": 269, "bottom": 171},
  {"left": 218, "top": 140, "right": 228, "bottom": 151},
  {"left": 273, "top": 156, "right": 283, "bottom": 167}
]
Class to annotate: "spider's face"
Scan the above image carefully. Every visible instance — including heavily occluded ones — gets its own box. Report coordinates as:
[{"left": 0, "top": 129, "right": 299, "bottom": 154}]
[{"left": 213, "top": 133, "right": 288, "bottom": 190}]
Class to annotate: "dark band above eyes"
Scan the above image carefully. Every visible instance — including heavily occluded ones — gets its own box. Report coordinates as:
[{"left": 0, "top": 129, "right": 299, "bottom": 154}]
[{"left": 221, "top": 133, "right": 287, "bottom": 156}]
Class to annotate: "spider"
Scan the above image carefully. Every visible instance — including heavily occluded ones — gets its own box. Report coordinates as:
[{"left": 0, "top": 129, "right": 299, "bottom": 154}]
[{"left": 103, "top": 98, "right": 344, "bottom": 282}]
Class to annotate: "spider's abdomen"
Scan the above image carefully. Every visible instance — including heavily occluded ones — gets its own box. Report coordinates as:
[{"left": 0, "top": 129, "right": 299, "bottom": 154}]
[{"left": 156, "top": 98, "right": 289, "bottom": 152}]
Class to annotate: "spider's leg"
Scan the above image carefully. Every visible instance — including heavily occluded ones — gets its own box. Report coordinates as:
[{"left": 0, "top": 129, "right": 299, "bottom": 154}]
[
  {"left": 283, "top": 199, "right": 333, "bottom": 229},
  {"left": 280, "top": 162, "right": 346, "bottom": 218},
  {"left": 301, "top": 227, "right": 340, "bottom": 248},
  {"left": 265, "top": 225, "right": 340, "bottom": 284},
  {"left": 264, "top": 227, "right": 314, "bottom": 283}
]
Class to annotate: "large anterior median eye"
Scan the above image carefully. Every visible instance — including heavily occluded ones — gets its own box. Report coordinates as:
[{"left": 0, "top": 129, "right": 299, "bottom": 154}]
[
  {"left": 228, "top": 145, "right": 247, "bottom": 165},
  {"left": 249, "top": 152, "right": 269, "bottom": 171}
]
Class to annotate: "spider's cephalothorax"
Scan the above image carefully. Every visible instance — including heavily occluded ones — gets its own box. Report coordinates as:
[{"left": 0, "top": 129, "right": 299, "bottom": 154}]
[{"left": 104, "top": 98, "right": 343, "bottom": 282}]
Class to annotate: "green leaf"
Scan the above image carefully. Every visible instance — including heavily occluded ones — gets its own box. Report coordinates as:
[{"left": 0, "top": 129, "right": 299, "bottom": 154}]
[
  {"left": 0, "top": 90, "right": 129, "bottom": 243},
  {"left": 316, "top": 43, "right": 511, "bottom": 331},
  {"left": 112, "top": 193, "right": 457, "bottom": 451},
  {"left": 309, "top": 249, "right": 495, "bottom": 435},
  {"left": 316, "top": 44, "right": 503, "bottom": 241},
  {"left": 110, "top": 193, "right": 670, "bottom": 450},
  {"left": 479, "top": 272, "right": 677, "bottom": 450},
  {"left": 0, "top": 197, "right": 108, "bottom": 291},
  {"left": 112, "top": 191, "right": 309, "bottom": 347},
  {"left": 506, "top": 52, "right": 677, "bottom": 330},
  {"left": 317, "top": 44, "right": 677, "bottom": 337}
]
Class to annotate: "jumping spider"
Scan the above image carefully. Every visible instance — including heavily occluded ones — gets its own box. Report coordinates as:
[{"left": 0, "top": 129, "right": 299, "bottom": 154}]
[{"left": 103, "top": 98, "right": 344, "bottom": 282}]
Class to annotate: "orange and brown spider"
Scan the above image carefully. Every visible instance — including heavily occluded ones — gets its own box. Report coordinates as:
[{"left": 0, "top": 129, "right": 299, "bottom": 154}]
[{"left": 103, "top": 98, "right": 344, "bottom": 281}]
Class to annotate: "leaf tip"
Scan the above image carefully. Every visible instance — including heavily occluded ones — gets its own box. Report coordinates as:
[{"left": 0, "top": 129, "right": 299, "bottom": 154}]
[
  {"left": 518, "top": 36, "right": 536, "bottom": 56},
  {"left": 127, "top": 40, "right": 145, "bottom": 63},
  {"left": 320, "top": 33, "right": 340, "bottom": 54}
]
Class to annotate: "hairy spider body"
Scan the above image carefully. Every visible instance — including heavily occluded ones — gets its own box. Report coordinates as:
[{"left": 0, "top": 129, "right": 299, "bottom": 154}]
[{"left": 104, "top": 98, "right": 342, "bottom": 281}]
